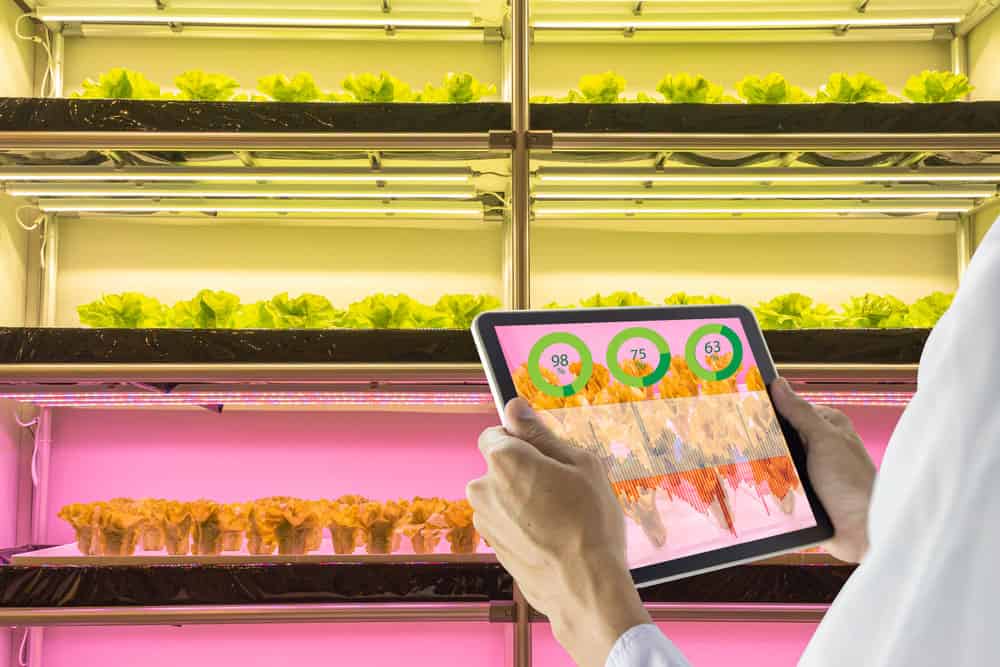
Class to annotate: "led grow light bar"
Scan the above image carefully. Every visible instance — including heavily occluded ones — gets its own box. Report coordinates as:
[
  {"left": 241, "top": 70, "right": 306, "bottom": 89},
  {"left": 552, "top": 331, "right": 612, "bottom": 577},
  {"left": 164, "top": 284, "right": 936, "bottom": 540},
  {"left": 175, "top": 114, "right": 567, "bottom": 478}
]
[
  {"left": 534, "top": 202, "right": 971, "bottom": 216},
  {"left": 35, "top": 199, "right": 485, "bottom": 217},
  {"left": 797, "top": 391, "right": 913, "bottom": 408},
  {"left": 8, "top": 184, "right": 477, "bottom": 200},
  {"left": 536, "top": 168, "right": 1000, "bottom": 185},
  {"left": 34, "top": 8, "right": 477, "bottom": 29},
  {"left": 0, "top": 390, "right": 910, "bottom": 408},
  {"left": 532, "top": 186, "right": 995, "bottom": 201},
  {"left": 532, "top": 15, "right": 961, "bottom": 30},
  {"left": 0, "top": 167, "right": 472, "bottom": 184},
  {"left": 0, "top": 390, "right": 493, "bottom": 408}
]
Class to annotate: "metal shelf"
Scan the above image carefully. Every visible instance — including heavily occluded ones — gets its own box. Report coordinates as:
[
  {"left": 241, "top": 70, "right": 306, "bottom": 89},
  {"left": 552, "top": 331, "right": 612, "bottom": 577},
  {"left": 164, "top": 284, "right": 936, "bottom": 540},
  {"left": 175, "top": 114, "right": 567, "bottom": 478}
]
[
  {"left": 0, "top": 602, "right": 515, "bottom": 627},
  {"left": 529, "top": 602, "right": 828, "bottom": 623}
]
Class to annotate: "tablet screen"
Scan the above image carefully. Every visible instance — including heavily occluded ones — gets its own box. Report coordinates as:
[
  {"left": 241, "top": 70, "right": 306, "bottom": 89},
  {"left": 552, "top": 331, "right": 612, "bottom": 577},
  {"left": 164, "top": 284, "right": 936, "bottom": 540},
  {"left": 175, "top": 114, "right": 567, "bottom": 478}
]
[{"left": 494, "top": 316, "right": 818, "bottom": 570}]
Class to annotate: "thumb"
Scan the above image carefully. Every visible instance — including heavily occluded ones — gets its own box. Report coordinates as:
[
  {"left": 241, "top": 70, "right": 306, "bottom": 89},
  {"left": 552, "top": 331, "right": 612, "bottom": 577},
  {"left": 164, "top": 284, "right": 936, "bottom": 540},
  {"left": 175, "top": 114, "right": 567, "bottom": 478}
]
[
  {"left": 504, "top": 398, "right": 580, "bottom": 465},
  {"left": 770, "top": 378, "right": 832, "bottom": 447}
]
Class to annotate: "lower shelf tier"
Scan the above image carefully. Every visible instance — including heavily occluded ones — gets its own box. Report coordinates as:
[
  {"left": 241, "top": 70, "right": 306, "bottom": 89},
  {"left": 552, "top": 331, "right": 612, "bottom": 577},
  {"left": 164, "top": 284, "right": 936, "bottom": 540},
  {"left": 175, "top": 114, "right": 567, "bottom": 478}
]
[{"left": 1, "top": 545, "right": 853, "bottom": 612}]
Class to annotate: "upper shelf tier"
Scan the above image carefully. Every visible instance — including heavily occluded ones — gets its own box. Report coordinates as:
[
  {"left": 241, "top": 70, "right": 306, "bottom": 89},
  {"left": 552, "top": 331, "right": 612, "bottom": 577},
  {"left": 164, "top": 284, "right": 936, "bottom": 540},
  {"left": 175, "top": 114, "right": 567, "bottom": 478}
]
[
  {"left": 533, "top": 101, "right": 1000, "bottom": 138},
  {"left": 0, "top": 329, "right": 922, "bottom": 407},
  {"left": 0, "top": 327, "right": 928, "bottom": 367}
]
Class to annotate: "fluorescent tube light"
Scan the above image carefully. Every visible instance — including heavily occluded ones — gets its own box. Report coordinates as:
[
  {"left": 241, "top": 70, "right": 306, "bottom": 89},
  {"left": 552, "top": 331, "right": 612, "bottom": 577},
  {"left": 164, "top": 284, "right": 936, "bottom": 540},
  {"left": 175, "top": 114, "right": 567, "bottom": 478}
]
[
  {"left": 36, "top": 199, "right": 484, "bottom": 217},
  {"left": 0, "top": 167, "right": 471, "bottom": 184},
  {"left": 535, "top": 204, "right": 970, "bottom": 216},
  {"left": 35, "top": 10, "right": 475, "bottom": 29},
  {"left": 8, "top": 185, "right": 476, "bottom": 200},
  {"left": 533, "top": 186, "right": 994, "bottom": 201},
  {"left": 537, "top": 169, "right": 1000, "bottom": 185},
  {"left": 532, "top": 17, "right": 961, "bottom": 30}
]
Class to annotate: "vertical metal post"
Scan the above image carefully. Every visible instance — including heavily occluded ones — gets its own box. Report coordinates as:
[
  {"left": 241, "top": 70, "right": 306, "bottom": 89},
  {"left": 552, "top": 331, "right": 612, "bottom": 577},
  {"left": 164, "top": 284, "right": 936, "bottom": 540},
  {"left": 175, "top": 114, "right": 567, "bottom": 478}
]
[
  {"left": 956, "top": 214, "right": 975, "bottom": 283},
  {"left": 50, "top": 30, "right": 65, "bottom": 98},
  {"left": 40, "top": 215, "right": 59, "bottom": 327},
  {"left": 513, "top": 584, "right": 532, "bottom": 667},
  {"left": 508, "top": 0, "right": 531, "bottom": 310},
  {"left": 950, "top": 33, "right": 969, "bottom": 100}
]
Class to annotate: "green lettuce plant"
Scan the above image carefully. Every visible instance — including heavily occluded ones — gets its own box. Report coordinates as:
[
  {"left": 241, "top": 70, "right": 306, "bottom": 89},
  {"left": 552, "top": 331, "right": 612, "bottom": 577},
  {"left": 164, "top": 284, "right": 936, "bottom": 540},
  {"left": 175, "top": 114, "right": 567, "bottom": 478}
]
[
  {"left": 903, "top": 70, "right": 973, "bottom": 102},
  {"left": 816, "top": 73, "right": 896, "bottom": 103},
  {"left": 342, "top": 72, "right": 414, "bottom": 102},
  {"left": 839, "top": 293, "right": 909, "bottom": 328},
  {"left": 433, "top": 294, "right": 501, "bottom": 328},
  {"left": 257, "top": 73, "right": 323, "bottom": 102},
  {"left": 575, "top": 71, "right": 627, "bottom": 103},
  {"left": 174, "top": 70, "right": 240, "bottom": 101},
  {"left": 579, "top": 291, "right": 652, "bottom": 308},
  {"left": 266, "top": 293, "right": 341, "bottom": 329},
  {"left": 77, "top": 293, "right": 168, "bottom": 327},
  {"left": 417, "top": 73, "right": 497, "bottom": 103},
  {"left": 341, "top": 293, "right": 427, "bottom": 328},
  {"left": 233, "top": 301, "right": 276, "bottom": 329},
  {"left": 74, "top": 68, "right": 161, "bottom": 100},
  {"left": 656, "top": 73, "right": 731, "bottom": 103},
  {"left": 737, "top": 73, "right": 812, "bottom": 104},
  {"left": 664, "top": 292, "right": 732, "bottom": 305},
  {"left": 169, "top": 290, "right": 242, "bottom": 328},
  {"left": 754, "top": 293, "right": 839, "bottom": 329},
  {"left": 905, "top": 291, "right": 954, "bottom": 327}
]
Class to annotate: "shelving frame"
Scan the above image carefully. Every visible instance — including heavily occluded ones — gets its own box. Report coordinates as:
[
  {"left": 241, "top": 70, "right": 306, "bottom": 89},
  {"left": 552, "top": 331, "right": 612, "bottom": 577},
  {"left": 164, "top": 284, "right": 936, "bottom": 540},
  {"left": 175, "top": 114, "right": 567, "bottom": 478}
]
[{"left": 3, "top": 1, "right": 999, "bottom": 665}]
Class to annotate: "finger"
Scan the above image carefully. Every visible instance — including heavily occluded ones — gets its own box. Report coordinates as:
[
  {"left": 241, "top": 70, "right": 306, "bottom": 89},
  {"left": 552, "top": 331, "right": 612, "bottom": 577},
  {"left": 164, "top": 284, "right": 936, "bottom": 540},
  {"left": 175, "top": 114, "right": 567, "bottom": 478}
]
[
  {"left": 477, "top": 427, "right": 549, "bottom": 478},
  {"left": 815, "top": 405, "right": 853, "bottom": 431},
  {"left": 465, "top": 476, "right": 492, "bottom": 512},
  {"left": 770, "top": 378, "right": 833, "bottom": 445},
  {"left": 503, "top": 398, "right": 581, "bottom": 465}
]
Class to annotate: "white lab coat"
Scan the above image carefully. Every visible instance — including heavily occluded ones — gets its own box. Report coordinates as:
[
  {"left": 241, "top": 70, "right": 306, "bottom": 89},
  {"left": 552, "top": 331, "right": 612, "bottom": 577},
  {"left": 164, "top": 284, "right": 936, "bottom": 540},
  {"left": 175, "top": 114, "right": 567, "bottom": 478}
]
[{"left": 606, "top": 217, "right": 1000, "bottom": 667}]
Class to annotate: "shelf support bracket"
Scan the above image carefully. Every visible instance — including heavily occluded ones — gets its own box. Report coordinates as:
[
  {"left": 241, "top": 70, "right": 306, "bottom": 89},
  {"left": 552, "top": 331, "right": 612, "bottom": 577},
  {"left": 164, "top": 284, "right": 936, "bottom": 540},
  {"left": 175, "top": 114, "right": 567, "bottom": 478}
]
[{"left": 956, "top": 213, "right": 975, "bottom": 283}]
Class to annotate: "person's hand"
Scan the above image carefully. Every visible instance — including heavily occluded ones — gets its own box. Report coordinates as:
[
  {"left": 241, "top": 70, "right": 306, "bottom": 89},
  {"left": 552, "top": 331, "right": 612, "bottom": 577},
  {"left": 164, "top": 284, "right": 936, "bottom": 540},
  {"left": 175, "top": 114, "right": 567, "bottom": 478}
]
[
  {"left": 467, "top": 398, "right": 650, "bottom": 667},
  {"left": 771, "top": 378, "right": 876, "bottom": 563}
]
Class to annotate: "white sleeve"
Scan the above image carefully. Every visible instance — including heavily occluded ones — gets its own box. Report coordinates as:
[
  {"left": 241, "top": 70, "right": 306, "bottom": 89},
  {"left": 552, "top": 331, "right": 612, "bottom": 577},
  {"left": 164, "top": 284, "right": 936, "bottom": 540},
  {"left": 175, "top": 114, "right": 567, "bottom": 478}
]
[{"left": 605, "top": 624, "right": 692, "bottom": 667}]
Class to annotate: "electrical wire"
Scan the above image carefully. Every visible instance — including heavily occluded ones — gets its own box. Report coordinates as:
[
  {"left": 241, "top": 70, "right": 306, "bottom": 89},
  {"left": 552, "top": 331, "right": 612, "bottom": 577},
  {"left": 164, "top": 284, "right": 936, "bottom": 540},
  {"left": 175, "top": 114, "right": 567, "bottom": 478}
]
[
  {"left": 16, "top": 13, "right": 56, "bottom": 97},
  {"left": 15, "top": 205, "right": 45, "bottom": 231}
]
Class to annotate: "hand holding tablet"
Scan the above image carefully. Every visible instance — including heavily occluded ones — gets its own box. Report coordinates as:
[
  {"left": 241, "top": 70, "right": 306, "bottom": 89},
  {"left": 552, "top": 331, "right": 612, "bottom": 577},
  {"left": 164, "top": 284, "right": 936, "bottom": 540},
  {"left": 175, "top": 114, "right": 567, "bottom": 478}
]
[{"left": 471, "top": 305, "right": 834, "bottom": 587}]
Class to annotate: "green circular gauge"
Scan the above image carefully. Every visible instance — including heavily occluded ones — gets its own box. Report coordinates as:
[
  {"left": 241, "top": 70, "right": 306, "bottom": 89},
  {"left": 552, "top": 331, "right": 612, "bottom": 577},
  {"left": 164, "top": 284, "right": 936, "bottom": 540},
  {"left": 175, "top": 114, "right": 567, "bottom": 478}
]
[
  {"left": 606, "top": 327, "right": 672, "bottom": 388},
  {"left": 527, "top": 332, "right": 594, "bottom": 398},
  {"left": 685, "top": 324, "right": 744, "bottom": 381}
]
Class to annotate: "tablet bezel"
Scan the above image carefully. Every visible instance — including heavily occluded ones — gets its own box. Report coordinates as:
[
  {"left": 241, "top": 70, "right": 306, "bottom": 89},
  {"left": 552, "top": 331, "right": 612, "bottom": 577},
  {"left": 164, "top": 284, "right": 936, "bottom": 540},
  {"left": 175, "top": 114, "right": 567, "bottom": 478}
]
[{"left": 472, "top": 304, "right": 835, "bottom": 588}]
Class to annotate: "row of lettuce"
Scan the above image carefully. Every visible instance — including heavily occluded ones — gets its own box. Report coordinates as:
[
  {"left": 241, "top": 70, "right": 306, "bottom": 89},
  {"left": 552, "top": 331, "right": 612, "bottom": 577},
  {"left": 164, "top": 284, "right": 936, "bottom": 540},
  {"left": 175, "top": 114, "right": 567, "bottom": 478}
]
[
  {"left": 533, "top": 70, "right": 972, "bottom": 104},
  {"left": 72, "top": 68, "right": 971, "bottom": 104},
  {"left": 77, "top": 290, "right": 953, "bottom": 330},
  {"left": 74, "top": 69, "right": 496, "bottom": 103}
]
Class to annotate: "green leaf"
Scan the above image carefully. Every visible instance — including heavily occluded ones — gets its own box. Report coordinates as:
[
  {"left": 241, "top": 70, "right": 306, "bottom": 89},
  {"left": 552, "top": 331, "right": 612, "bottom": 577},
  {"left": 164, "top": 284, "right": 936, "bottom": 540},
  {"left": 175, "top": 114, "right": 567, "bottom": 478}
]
[
  {"left": 77, "top": 292, "right": 168, "bottom": 327},
  {"left": 656, "top": 73, "right": 728, "bottom": 103},
  {"left": 902, "top": 70, "right": 973, "bottom": 103},
  {"left": 579, "top": 291, "right": 652, "bottom": 308},
  {"left": 341, "top": 293, "right": 427, "bottom": 328},
  {"left": 576, "top": 71, "right": 626, "bottom": 103},
  {"left": 754, "top": 293, "right": 839, "bottom": 329},
  {"left": 233, "top": 301, "right": 276, "bottom": 329},
  {"left": 905, "top": 291, "right": 954, "bottom": 327},
  {"left": 257, "top": 73, "right": 323, "bottom": 102},
  {"left": 840, "top": 293, "right": 909, "bottom": 328},
  {"left": 410, "top": 303, "right": 452, "bottom": 329},
  {"left": 663, "top": 292, "right": 732, "bottom": 305},
  {"left": 265, "top": 292, "right": 341, "bottom": 329},
  {"left": 417, "top": 72, "right": 496, "bottom": 103},
  {"left": 433, "top": 294, "right": 502, "bottom": 328},
  {"left": 169, "top": 290, "right": 242, "bottom": 328},
  {"left": 174, "top": 70, "right": 240, "bottom": 101},
  {"left": 816, "top": 72, "right": 897, "bottom": 103},
  {"left": 736, "top": 73, "right": 812, "bottom": 104},
  {"left": 74, "top": 68, "right": 161, "bottom": 100},
  {"left": 342, "top": 72, "right": 414, "bottom": 102}
]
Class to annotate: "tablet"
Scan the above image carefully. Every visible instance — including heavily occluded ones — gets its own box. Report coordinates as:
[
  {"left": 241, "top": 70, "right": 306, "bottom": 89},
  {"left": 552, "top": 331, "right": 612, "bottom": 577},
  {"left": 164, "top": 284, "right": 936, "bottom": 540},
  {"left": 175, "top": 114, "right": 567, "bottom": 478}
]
[{"left": 472, "top": 305, "right": 833, "bottom": 587}]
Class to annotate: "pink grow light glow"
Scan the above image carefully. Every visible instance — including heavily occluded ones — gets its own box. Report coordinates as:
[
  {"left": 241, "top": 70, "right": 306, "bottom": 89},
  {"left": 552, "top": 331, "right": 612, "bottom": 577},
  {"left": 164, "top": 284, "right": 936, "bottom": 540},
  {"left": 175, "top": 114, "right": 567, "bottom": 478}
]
[
  {"left": 798, "top": 391, "right": 913, "bottom": 407},
  {"left": 2, "top": 390, "right": 494, "bottom": 408},
  {"left": 1, "top": 389, "right": 912, "bottom": 408}
]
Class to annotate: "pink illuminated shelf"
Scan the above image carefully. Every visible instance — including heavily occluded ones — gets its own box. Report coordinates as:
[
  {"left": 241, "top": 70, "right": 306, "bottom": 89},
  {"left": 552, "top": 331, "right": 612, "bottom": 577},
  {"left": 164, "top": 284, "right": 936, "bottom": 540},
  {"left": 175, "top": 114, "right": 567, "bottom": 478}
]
[{"left": 12, "top": 543, "right": 498, "bottom": 566}]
